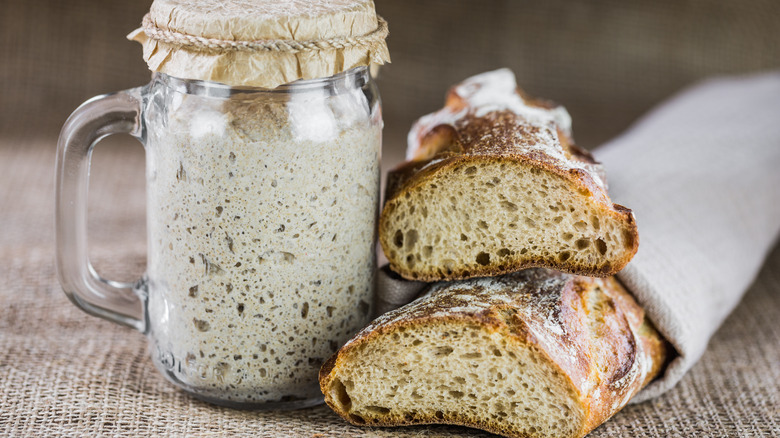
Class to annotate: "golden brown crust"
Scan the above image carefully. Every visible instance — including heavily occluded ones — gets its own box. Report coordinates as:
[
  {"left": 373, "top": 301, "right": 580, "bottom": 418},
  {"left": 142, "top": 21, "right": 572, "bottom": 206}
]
[
  {"left": 320, "top": 269, "right": 668, "bottom": 438},
  {"left": 380, "top": 72, "right": 638, "bottom": 281}
]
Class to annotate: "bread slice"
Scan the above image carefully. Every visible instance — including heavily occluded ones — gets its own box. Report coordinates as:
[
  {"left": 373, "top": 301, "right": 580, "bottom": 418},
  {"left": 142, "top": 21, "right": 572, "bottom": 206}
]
[
  {"left": 379, "top": 69, "right": 638, "bottom": 281},
  {"left": 319, "top": 269, "right": 667, "bottom": 438}
]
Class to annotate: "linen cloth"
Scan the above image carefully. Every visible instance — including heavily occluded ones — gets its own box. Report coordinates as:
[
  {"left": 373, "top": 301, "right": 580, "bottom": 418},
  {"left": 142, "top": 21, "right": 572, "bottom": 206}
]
[{"left": 376, "top": 71, "right": 780, "bottom": 403}]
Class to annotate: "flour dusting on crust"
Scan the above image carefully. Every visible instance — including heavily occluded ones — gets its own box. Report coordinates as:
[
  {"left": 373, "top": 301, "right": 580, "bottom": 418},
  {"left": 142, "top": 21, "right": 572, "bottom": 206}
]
[{"left": 405, "top": 69, "right": 606, "bottom": 191}]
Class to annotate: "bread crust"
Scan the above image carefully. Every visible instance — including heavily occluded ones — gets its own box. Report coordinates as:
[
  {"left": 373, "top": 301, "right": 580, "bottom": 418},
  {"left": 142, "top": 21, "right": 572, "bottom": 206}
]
[
  {"left": 379, "top": 70, "right": 639, "bottom": 281},
  {"left": 320, "top": 269, "right": 668, "bottom": 438}
]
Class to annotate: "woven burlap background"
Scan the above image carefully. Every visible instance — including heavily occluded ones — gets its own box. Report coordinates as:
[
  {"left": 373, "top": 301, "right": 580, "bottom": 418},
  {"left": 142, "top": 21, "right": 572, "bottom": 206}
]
[{"left": 1, "top": 0, "right": 779, "bottom": 436}]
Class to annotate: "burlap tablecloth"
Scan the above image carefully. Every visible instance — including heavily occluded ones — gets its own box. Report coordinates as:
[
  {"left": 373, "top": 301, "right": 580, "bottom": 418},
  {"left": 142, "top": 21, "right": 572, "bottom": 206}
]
[{"left": 0, "top": 135, "right": 778, "bottom": 436}]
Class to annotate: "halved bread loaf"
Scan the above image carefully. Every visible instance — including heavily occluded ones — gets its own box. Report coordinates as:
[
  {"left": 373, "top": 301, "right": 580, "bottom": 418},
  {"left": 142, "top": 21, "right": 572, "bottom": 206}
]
[
  {"left": 320, "top": 269, "right": 668, "bottom": 438},
  {"left": 379, "top": 69, "right": 638, "bottom": 281}
]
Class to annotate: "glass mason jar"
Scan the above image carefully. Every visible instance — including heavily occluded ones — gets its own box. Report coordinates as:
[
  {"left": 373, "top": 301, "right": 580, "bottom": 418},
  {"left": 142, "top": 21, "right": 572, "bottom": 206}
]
[{"left": 55, "top": 67, "right": 381, "bottom": 409}]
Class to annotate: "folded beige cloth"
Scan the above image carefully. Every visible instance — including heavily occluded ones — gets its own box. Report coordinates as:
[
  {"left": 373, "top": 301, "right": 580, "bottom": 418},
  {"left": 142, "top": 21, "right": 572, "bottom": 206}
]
[{"left": 375, "top": 71, "right": 780, "bottom": 402}]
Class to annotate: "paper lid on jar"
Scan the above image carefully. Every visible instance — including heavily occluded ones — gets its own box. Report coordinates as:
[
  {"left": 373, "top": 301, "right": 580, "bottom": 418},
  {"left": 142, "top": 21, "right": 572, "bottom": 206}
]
[{"left": 128, "top": 0, "right": 390, "bottom": 88}]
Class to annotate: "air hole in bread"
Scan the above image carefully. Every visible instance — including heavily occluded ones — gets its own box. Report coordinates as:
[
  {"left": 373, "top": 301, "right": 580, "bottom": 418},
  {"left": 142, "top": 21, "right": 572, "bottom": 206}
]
[
  {"left": 562, "top": 233, "right": 573, "bottom": 241},
  {"left": 331, "top": 379, "right": 352, "bottom": 412},
  {"left": 500, "top": 200, "right": 518, "bottom": 211},
  {"left": 348, "top": 414, "right": 365, "bottom": 424},
  {"left": 462, "top": 352, "right": 482, "bottom": 359},
  {"left": 591, "top": 215, "right": 600, "bottom": 230},
  {"left": 476, "top": 252, "right": 490, "bottom": 266},
  {"left": 573, "top": 221, "right": 587, "bottom": 232},
  {"left": 423, "top": 246, "right": 433, "bottom": 257},
  {"left": 596, "top": 238, "right": 607, "bottom": 255},
  {"left": 449, "top": 390, "right": 465, "bottom": 399},
  {"left": 575, "top": 239, "right": 590, "bottom": 250},
  {"left": 465, "top": 166, "right": 477, "bottom": 175},
  {"left": 393, "top": 230, "right": 403, "bottom": 248},
  {"left": 478, "top": 220, "right": 489, "bottom": 229},
  {"left": 497, "top": 248, "right": 510, "bottom": 257},
  {"left": 366, "top": 405, "right": 390, "bottom": 415},
  {"left": 558, "top": 251, "right": 571, "bottom": 262},
  {"left": 460, "top": 233, "right": 468, "bottom": 241}
]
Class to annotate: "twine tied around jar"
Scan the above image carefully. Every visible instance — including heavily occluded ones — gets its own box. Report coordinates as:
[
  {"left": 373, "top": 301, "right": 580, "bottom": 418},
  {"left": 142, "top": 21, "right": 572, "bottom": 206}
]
[{"left": 140, "top": 13, "right": 389, "bottom": 53}]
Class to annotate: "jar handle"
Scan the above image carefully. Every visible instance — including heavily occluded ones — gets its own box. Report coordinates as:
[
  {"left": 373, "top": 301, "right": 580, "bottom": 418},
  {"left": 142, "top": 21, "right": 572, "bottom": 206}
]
[{"left": 55, "top": 88, "right": 147, "bottom": 333}]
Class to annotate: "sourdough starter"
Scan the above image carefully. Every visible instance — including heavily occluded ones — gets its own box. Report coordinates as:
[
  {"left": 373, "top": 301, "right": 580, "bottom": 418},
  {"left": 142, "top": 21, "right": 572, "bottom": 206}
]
[{"left": 144, "top": 87, "right": 380, "bottom": 404}]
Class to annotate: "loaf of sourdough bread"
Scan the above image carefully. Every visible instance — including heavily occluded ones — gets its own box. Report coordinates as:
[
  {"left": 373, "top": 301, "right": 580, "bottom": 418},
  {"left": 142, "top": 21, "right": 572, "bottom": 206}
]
[
  {"left": 319, "top": 269, "right": 667, "bottom": 438},
  {"left": 379, "top": 69, "right": 638, "bottom": 281}
]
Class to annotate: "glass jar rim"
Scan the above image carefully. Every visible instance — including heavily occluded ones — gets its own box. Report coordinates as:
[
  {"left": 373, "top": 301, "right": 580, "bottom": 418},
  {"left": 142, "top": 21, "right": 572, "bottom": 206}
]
[{"left": 154, "top": 66, "right": 369, "bottom": 97}]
